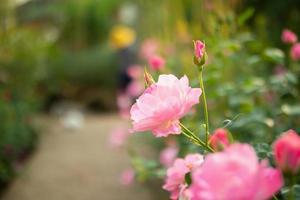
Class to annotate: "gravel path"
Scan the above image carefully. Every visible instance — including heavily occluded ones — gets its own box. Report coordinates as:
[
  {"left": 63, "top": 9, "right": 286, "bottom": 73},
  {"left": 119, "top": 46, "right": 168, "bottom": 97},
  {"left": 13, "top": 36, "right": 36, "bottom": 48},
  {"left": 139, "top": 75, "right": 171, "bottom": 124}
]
[{"left": 2, "top": 114, "right": 164, "bottom": 200}]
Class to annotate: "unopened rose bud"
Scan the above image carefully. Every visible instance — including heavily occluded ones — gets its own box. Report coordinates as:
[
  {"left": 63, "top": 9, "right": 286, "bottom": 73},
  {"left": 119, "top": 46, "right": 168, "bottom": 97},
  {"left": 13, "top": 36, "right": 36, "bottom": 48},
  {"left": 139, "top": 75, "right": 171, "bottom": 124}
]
[
  {"left": 144, "top": 68, "right": 155, "bottom": 87},
  {"left": 273, "top": 129, "right": 300, "bottom": 174},
  {"left": 291, "top": 43, "right": 300, "bottom": 61},
  {"left": 282, "top": 29, "right": 297, "bottom": 44},
  {"left": 209, "top": 128, "right": 230, "bottom": 151},
  {"left": 193, "top": 40, "right": 207, "bottom": 66},
  {"left": 149, "top": 55, "right": 165, "bottom": 71}
]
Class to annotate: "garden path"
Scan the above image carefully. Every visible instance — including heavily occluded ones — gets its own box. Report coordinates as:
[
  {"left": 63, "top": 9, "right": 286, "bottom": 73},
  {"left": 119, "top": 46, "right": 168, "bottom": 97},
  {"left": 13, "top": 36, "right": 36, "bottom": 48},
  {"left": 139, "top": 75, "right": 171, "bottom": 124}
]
[{"left": 2, "top": 114, "right": 160, "bottom": 200}]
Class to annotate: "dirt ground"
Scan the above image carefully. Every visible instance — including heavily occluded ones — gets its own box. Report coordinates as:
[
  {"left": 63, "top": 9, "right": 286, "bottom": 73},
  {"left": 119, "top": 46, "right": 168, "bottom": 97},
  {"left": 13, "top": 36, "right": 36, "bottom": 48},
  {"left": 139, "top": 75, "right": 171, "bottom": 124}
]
[{"left": 2, "top": 114, "right": 166, "bottom": 200}]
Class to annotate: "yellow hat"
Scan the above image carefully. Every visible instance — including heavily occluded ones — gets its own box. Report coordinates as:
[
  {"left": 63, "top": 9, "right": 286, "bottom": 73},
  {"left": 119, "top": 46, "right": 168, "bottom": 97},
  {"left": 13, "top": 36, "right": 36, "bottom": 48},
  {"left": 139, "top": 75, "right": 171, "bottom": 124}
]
[{"left": 109, "top": 25, "right": 136, "bottom": 49}]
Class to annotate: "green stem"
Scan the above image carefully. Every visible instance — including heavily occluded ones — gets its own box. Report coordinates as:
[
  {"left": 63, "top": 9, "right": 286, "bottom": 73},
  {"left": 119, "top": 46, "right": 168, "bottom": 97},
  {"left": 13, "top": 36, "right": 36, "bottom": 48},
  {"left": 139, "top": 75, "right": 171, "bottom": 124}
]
[
  {"left": 180, "top": 123, "right": 214, "bottom": 153},
  {"left": 198, "top": 66, "right": 210, "bottom": 145},
  {"left": 289, "top": 176, "right": 296, "bottom": 200},
  {"left": 272, "top": 194, "right": 278, "bottom": 200}
]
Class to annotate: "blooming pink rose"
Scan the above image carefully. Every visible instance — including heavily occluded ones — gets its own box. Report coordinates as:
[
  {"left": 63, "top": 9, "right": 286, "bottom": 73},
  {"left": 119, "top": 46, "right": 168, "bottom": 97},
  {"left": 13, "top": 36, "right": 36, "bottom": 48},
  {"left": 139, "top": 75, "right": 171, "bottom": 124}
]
[
  {"left": 130, "top": 74, "right": 202, "bottom": 137},
  {"left": 160, "top": 146, "right": 179, "bottom": 167},
  {"left": 209, "top": 128, "right": 230, "bottom": 151},
  {"left": 290, "top": 43, "right": 300, "bottom": 61},
  {"left": 108, "top": 128, "right": 129, "bottom": 148},
  {"left": 120, "top": 169, "right": 135, "bottom": 186},
  {"left": 126, "top": 65, "right": 143, "bottom": 79},
  {"left": 190, "top": 144, "right": 283, "bottom": 200},
  {"left": 273, "top": 129, "right": 300, "bottom": 174},
  {"left": 193, "top": 40, "right": 205, "bottom": 60},
  {"left": 163, "top": 154, "right": 204, "bottom": 200},
  {"left": 139, "top": 39, "right": 159, "bottom": 60},
  {"left": 282, "top": 29, "right": 297, "bottom": 44},
  {"left": 149, "top": 55, "right": 165, "bottom": 71},
  {"left": 126, "top": 80, "right": 144, "bottom": 97}
]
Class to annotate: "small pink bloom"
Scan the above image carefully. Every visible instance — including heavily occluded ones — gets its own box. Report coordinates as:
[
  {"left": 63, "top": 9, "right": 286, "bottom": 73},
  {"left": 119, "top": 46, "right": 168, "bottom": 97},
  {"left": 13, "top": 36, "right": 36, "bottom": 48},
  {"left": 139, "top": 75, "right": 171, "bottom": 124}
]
[
  {"left": 126, "top": 80, "right": 144, "bottom": 97},
  {"left": 273, "top": 129, "right": 300, "bottom": 174},
  {"left": 139, "top": 39, "right": 159, "bottom": 60},
  {"left": 184, "top": 154, "right": 204, "bottom": 170},
  {"left": 190, "top": 144, "right": 283, "bottom": 200},
  {"left": 120, "top": 169, "right": 135, "bottom": 186},
  {"left": 130, "top": 74, "right": 202, "bottom": 137},
  {"left": 290, "top": 43, "right": 300, "bottom": 61},
  {"left": 117, "top": 93, "right": 131, "bottom": 110},
  {"left": 160, "top": 146, "right": 179, "bottom": 167},
  {"left": 163, "top": 154, "right": 204, "bottom": 200},
  {"left": 149, "top": 55, "right": 165, "bottom": 71},
  {"left": 209, "top": 128, "right": 230, "bottom": 151},
  {"left": 108, "top": 128, "right": 129, "bottom": 148},
  {"left": 282, "top": 29, "right": 297, "bottom": 44},
  {"left": 119, "top": 108, "right": 130, "bottom": 119},
  {"left": 126, "top": 65, "right": 143, "bottom": 79},
  {"left": 193, "top": 40, "right": 205, "bottom": 60}
]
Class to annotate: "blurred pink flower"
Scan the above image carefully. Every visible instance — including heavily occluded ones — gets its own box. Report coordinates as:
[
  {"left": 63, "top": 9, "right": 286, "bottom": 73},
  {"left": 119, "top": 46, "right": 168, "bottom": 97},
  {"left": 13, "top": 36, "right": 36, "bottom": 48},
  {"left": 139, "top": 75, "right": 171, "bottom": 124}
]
[
  {"left": 117, "top": 93, "right": 131, "bottom": 110},
  {"left": 290, "top": 43, "right": 300, "bottom": 61},
  {"left": 281, "top": 29, "right": 297, "bottom": 44},
  {"left": 184, "top": 154, "right": 204, "bottom": 170},
  {"left": 130, "top": 74, "right": 202, "bottom": 137},
  {"left": 273, "top": 129, "right": 300, "bottom": 174},
  {"left": 190, "top": 143, "right": 283, "bottom": 200},
  {"left": 126, "top": 65, "right": 143, "bottom": 79},
  {"left": 119, "top": 109, "right": 130, "bottom": 119},
  {"left": 139, "top": 39, "right": 159, "bottom": 60},
  {"left": 126, "top": 81, "right": 144, "bottom": 97},
  {"left": 149, "top": 55, "right": 165, "bottom": 71},
  {"left": 163, "top": 154, "right": 203, "bottom": 200},
  {"left": 108, "top": 128, "right": 129, "bottom": 148},
  {"left": 193, "top": 40, "right": 205, "bottom": 60},
  {"left": 209, "top": 128, "right": 230, "bottom": 151},
  {"left": 120, "top": 169, "right": 135, "bottom": 186},
  {"left": 160, "top": 146, "right": 179, "bottom": 167}
]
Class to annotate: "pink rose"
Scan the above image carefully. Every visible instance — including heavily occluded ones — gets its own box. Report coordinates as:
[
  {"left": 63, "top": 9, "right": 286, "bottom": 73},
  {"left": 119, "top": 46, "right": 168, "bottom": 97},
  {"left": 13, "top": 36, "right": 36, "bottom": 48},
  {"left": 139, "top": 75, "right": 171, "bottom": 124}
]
[
  {"left": 193, "top": 40, "right": 205, "bottom": 60},
  {"left": 273, "top": 129, "right": 300, "bottom": 174},
  {"left": 160, "top": 146, "right": 179, "bottom": 167},
  {"left": 130, "top": 74, "right": 202, "bottom": 137},
  {"left": 163, "top": 154, "right": 204, "bottom": 200},
  {"left": 209, "top": 128, "right": 230, "bottom": 151},
  {"left": 282, "top": 29, "right": 297, "bottom": 44},
  {"left": 149, "top": 55, "right": 165, "bottom": 71},
  {"left": 190, "top": 144, "right": 283, "bottom": 200},
  {"left": 290, "top": 43, "right": 300, "bottom": 61}
]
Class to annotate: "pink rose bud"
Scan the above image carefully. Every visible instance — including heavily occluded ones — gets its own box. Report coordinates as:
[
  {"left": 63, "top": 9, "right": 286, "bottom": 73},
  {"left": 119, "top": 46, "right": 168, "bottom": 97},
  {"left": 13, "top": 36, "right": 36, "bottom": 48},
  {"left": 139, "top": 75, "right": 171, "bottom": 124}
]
[
  {"left": 194, "top": 40, "right": 205, "bottom": 59},
  {"left": 143, "top": 68, "right": 155, "bottom": 87},
  {"left": 273, "top": 129, "right": 300, "bottom": 174},
  {"left": 282, "top": 29, "right": 297, "bottom": 44},
  {"left": 193, "top": 40, "right": 206, "bottom": 66},
  {"left": 149, "top": 55, "right": 165, "bottom": 71},
  {"left": 209, "top": 128, "right": 230, "bottom": 151},
  {"left": 291, "top": 43, "right": 300, "bottom": 61}
]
